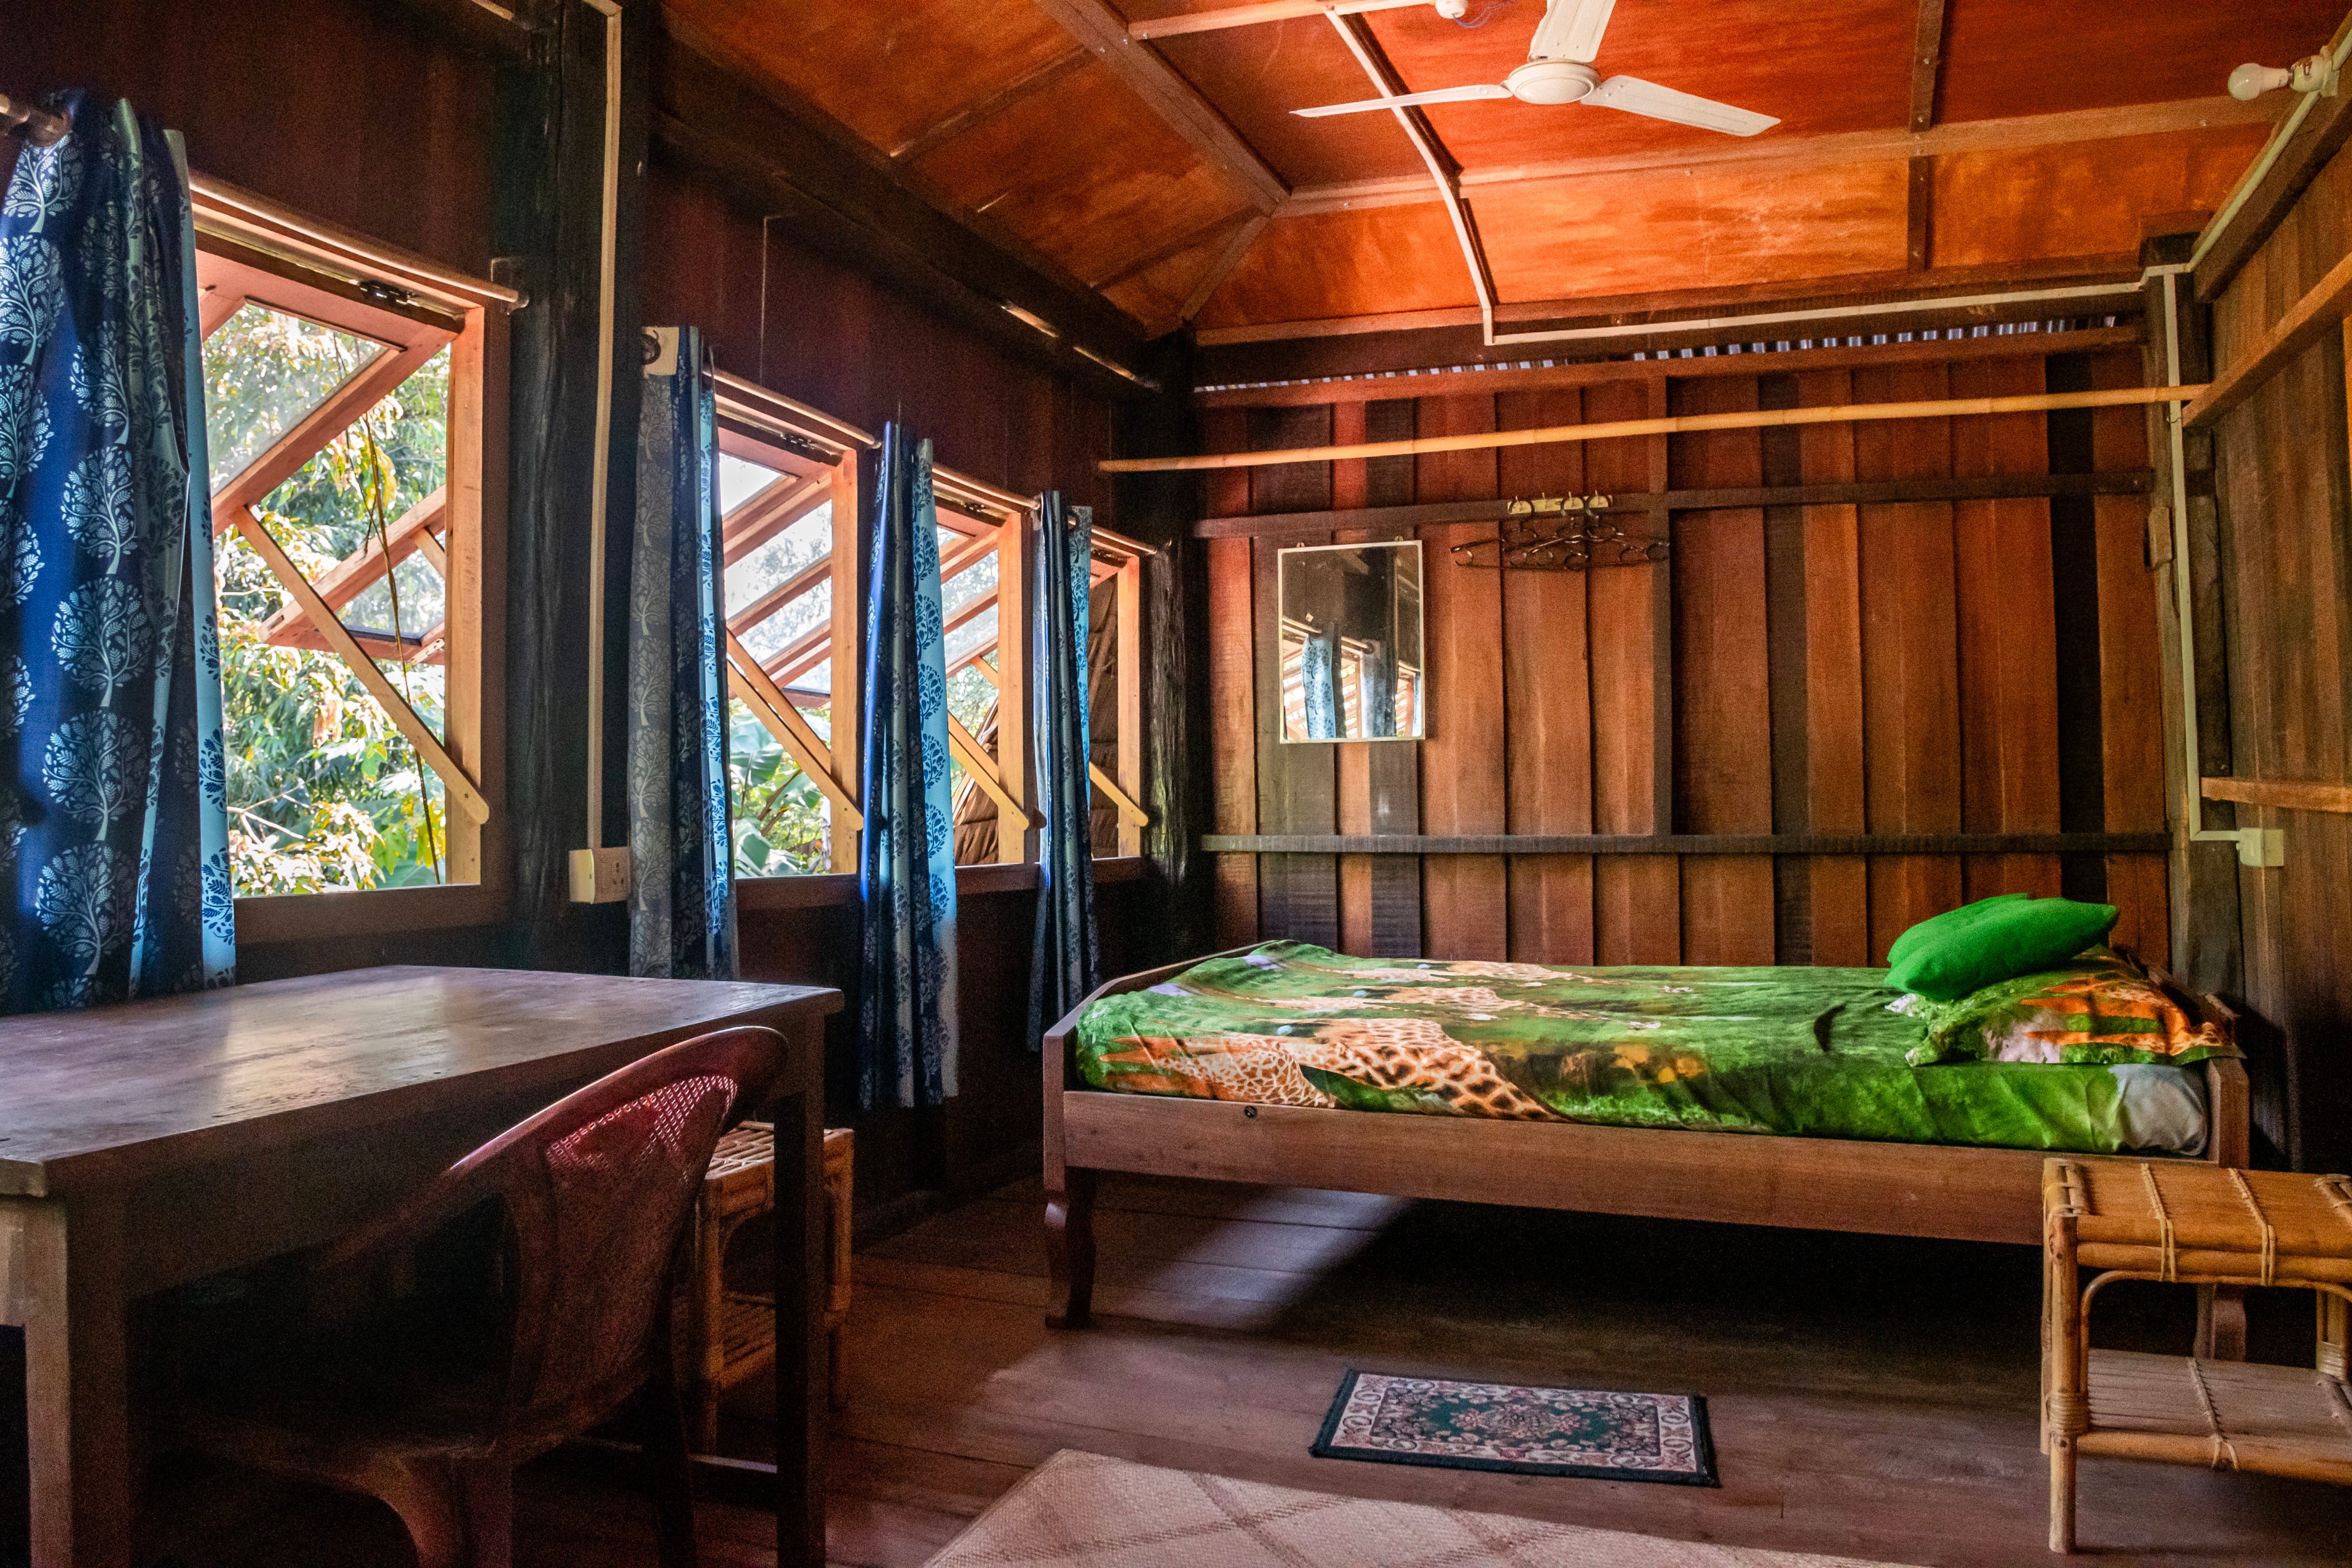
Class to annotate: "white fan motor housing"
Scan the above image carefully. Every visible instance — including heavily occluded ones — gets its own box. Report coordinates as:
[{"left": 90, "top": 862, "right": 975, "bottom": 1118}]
[{"left": 1507, "top": 60, "right": 1600, "bottom": 105}]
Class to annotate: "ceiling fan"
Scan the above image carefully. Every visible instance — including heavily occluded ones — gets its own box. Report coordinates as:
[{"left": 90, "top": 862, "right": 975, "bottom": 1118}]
[{"left": 1293, "top": 0, "right": 1779, "bottom": 137}]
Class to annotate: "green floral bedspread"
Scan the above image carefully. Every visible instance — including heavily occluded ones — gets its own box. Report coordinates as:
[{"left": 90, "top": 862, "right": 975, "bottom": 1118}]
[{"left": 1073, "top": 943, "right": 2208, "bottom": 1156}]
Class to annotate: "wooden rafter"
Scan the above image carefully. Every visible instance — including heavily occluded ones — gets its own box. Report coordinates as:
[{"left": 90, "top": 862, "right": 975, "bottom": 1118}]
[
  {"left": 1026, "top": 0, "right": 1291, "bottom": 214},
  {"left": 890, "top": 48, "right": 1091, "bottom": 164},
  {"left": 231, "top": 505, "right": 489, "bottom": 824},
  {"left": 1279, "top": 95, "right": 2283, "bottom": 217},
  {"left": 1093, "top": 207, "right": 1259, "bottom": 293},
  {"left": 1906, "top": 0, "right": 1948, "bottom": 271},
  {"left": 1180, "top": 213, "right": 1270, "bottom": 325}
]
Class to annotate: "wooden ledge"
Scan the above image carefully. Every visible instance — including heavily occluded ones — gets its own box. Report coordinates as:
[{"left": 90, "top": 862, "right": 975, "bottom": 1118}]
[
  {"left": 2185, "top": 246, "right": 2352, "bottom": 428},
  {"left": 2203, "top": 777, "right": 2352, "bottom": 814}
]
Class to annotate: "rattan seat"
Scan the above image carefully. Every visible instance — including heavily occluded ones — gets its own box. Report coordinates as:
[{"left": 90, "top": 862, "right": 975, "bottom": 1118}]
[{"left": 2044, "top": 1158, "right": 2352, "bottom": 1553}]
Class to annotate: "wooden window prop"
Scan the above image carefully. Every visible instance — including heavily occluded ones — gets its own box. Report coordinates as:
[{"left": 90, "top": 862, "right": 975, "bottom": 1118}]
[
  {"left": 195, "top": 229, "right": 500, "bottom": 899},
  {"left": 710, "top": 379, "right": 1153, "bottom": 875}
]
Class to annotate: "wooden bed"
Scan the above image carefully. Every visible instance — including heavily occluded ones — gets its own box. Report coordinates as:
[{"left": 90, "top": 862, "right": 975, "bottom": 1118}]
[{"left": 1041, "top": 948, "right": 2252, "bottom": 1347}]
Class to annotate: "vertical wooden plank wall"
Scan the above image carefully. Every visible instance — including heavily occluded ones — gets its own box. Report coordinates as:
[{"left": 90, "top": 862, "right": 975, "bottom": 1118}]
[{"left": 1207, "top": 343, "right": 2170, "bottom": 967}]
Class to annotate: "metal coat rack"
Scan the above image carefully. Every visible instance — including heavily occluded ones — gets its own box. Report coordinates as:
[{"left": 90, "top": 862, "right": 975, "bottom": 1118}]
[{"left": 1447, "top": 495, "right": 1668, "bottom": 571}]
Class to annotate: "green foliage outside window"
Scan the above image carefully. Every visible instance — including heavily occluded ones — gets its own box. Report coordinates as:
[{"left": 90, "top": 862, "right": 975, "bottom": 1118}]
[{"left": 203, "top": 306, "right": 450, "bottom": 896}]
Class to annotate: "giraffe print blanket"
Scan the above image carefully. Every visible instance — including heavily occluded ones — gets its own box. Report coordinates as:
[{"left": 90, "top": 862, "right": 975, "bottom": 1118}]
[{"left": 1073, "top": 943, "right": 2212, "bottom": 1157}]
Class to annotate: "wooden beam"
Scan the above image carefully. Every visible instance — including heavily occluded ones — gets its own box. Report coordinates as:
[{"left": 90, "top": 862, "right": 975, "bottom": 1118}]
[
  {"left": 1194, "top": 470, "right": 2154, "bottom": 536},
  {"left": 2202, "top": 778, "right": 2352, "bottom": 814},
  {"left": 1180, "top": 214, "right": 1269, "bottom": 324},
  {"left": 2182, "top": 244, "right": 2352, "bottom": 428},
  {"left": 996, "top": 502, "right": 1035, "bottom": 863},
  {"left": 1197, "top": 322, "right": 2146, "bottom": 407},
  {"left": 1114, "top": 554, "right": 1144, "bottom": 855},
  {"left": 949, "top": 715, "right": 1042, "bottom": 828},
  {"left": 254, "top": 486, "right": 447, "bottom": 646},
  {"left": 1126, "top": 0, "right": 1422, "bottom": 40},
  {"left": 1025, "top": 0, "right": 1291, "bottom": 214},
  {"left": 725, "top": 631, "right": 863, "bottom": 829},
  {"left": 1092, "top": 207, "right": 1257, "bottom": 293},
  {"left": 1091, "top": 762, "right": 1150, "bottom": 830},
  {"left": 1908, "top": 0, "right": 1948, "bottom": 133},
  {"left": 1104, "top": 385, "right": 2206, "bottom": 473},
  {"left": 890, "top": 49, "right": 1091, "bottom": 163},
  {"left": 1201, "top": 831, "right": 2173, "bottom": 855},
  {"left": 1279, "top": 95, "right": 2281, "bottom": 218},
  {"left": 1195, "top": 254, "right": 2147, "bottom": 350},
  {"left": 827, "top": 454, "right": 861, "bottom": 872},
  {"left": 232, "top": 505, "right": 491, "bottom": 824},
  {"left": 1906, "top": 156, "right": 1933, "bottom": 272}
]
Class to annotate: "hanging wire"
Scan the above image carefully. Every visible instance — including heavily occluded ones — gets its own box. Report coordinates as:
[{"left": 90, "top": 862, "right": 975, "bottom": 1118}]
[{"left": 1447, "top": 495, "right": 1669, "bottom": 571}]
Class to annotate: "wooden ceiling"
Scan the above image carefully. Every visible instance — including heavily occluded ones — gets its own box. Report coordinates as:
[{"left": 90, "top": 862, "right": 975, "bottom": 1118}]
[{"left": 663, "top": 0, "right": 2340, "bottom": 342}]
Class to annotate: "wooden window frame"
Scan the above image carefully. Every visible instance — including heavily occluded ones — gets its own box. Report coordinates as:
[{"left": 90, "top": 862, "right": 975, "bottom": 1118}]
[
  {"left": 708, "top": 376, "right": 1154, "bottom": 882},
  {"left": 188, "top": 182, "right": 512, "bottom": 945}
]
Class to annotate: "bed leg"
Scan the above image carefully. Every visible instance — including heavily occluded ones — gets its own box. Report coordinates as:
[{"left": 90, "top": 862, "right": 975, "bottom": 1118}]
[
  {"left": 2196, "top": 1284, "right": 2247, "bottom": 1362},
  {"left": 1045, "top": 1166, "right": 1098, "bottom": 1331}
]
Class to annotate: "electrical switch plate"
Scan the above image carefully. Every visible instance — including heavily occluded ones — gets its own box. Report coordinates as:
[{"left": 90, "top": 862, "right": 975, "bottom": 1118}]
[
  {"left": 2236, "top": 828, "right": 2285, "bottom": 869},
  {"left": 569, "top": 846, "right": 632, "bottom": 903}
]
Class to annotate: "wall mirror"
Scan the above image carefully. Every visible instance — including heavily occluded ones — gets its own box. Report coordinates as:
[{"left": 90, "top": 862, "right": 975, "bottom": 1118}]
[{"left": 1277, "top": 540, "right": 1424, "bottom": 742}]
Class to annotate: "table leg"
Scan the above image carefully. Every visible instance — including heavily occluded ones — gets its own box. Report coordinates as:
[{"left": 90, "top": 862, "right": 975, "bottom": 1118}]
[
  {"left": 4, "top": 1195, "right": 133, "bottom": 1568},
  {"left": 768, "top": 1053, "right": 827, "bottom": 1568}
]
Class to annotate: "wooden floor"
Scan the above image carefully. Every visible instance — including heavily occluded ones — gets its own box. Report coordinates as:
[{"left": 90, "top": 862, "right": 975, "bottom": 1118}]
[{"left": 139, "top": 1172, "right": 2352, "bottom": 1565}]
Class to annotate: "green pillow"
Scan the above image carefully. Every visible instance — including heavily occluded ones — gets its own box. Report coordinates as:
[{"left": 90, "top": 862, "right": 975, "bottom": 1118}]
[
  {"left": 1887, "top": 893, "right": 2030, "bottom": 967},
  {"left": 1886, "top": 897, "right": 2119, "bottom": 1001}
]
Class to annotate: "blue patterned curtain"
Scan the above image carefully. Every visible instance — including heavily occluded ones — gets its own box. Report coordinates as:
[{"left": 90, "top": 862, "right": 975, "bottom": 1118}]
[
  {"left": 626, "top": 325, "right": 736, "bottom": 980},
  {"left": 1027, "top": 494, "right": 1098, "bottom": 1050},
  {"left": 0, "top": 92, "right": 233, "bottom": 1011},
  {"left": 1300, "top": 626, "right": 1341, "bottom": 740},
  {"left": 858, "top": 423, "right": 958, "bottom": 1109},
  {"left": 1362, "top": 638, "right": 1396, "bottom": 739}
]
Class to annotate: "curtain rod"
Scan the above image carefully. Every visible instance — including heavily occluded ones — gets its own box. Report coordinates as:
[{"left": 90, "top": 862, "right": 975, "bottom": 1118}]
[
  {"left": 0, "top": 92, "right": 68, "bottom": 146},
  {"left": 1098, "top": 384, "right": 2207, "bottom": 474}
]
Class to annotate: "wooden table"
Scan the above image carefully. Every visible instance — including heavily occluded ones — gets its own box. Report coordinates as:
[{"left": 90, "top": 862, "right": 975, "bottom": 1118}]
[{"left": 0, "top": 965, "right": 841, "bottom": 1568}]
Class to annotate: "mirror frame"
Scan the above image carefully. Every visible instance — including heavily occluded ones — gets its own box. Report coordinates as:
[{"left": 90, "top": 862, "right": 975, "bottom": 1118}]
[{"left": 1275, "top": 538, "right": 1426, "bottom": 745}]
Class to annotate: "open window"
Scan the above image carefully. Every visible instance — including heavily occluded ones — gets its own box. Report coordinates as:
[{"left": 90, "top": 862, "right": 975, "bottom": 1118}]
[
  {"left": 190, "top": 183, "right": 508, "bottom": 916},
  {"left": 710, "top": 375, "right": 1152, "bottom": 879}
]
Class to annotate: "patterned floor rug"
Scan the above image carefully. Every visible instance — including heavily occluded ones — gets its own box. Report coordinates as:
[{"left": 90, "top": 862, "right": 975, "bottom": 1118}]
[
  {"left": 922, "top": 1450, "right": 1914, "bottom": 1567},
  {"left": 1311, "top": 1370, "right": 1717, "bottom": 1485}
]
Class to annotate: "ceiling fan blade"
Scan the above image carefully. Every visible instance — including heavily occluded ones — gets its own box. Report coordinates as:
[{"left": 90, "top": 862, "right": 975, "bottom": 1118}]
[
  {"left": 1528, "top": 0, "right": 1616, "bottom": 64},
  {"left": 1584, "top": 75, "right": 1778, "bottom": 136},
  {"left": 1293, "top": 82, "right": 1513, "bottom": 117}
]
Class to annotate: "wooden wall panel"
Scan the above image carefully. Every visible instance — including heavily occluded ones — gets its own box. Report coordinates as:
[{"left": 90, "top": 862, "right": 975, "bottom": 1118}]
[
  {"left": 1797, "top": 370, "right": 1872, "bottom": 965},
  {"left": 1856, "top": 362, "right": 1964, "bottom": 962},
  {"left": 1415, "top": 395, "right": 1508, "bottom": 960},
  {"left": 1950, "top": 355, "right": 2062, "bottom": 903},
  {"left": 1588, "top": 379, "right": 1681, "bottom": 964},
  {"left": 1497, "top": 390, "right": 1594, "bottom": 964},
  {"left": 2090, "top": 350, "right": 2171, "bottom": 967},
  {"left": 1206, "top": 411, "right": 1260, "bottom": 949},
  {"left": 1669, "top": 376, "right": 1774, "bottom": 964},
  {"left": 1204, "top": 342, "right": 2173, "bottom": 988},
  {"left": 1250, "top": 407, "right": 1339, "bottom": 949}
]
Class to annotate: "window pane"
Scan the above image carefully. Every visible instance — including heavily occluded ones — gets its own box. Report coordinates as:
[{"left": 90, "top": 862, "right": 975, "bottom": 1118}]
[
  {"left": 203, "top": 302, "right": 387, "bottom": 491},
  {"left": 729, "top": 698, "right": 830, "bottom": 876},
  {"left": 719, "top": 452, "right": 781, "bottom": 514},
  {"left": 725, "top": 501, "right": 831, "bottom": 622},
  {"left": 945, "top": 603, "right": 997, "bottom": 669},
  {"left": 210, "top": 323, "right": 454, "bottom": 897}
]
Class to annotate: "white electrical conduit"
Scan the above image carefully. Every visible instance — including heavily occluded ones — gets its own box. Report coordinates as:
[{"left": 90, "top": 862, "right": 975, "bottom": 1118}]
[
  {"left": 2189, "top": 18, "right": 2352, "bottom": 273},
  {"left": 583, "top": 0, "right": 622, "bottom": 867}
]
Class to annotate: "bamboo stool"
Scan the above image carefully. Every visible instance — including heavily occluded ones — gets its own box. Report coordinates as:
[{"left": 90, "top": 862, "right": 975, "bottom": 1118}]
[
  {"left": 686, "top": 1123, "right": 856, "bottom": 1451},
  {"left": 2042, "top": 1158, "right": 2352, "bottom": 1553}
]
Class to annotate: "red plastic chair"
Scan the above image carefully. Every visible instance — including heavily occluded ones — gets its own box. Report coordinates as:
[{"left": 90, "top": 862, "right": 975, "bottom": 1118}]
[{"left": 172, "top": 1024, "right": 790, "bottom": 1568}]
